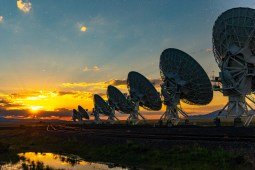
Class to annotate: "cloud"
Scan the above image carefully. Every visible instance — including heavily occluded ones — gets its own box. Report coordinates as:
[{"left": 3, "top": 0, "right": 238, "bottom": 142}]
[
  {"left": 62, "top": 80, "right": 126, "bottom": 89},
  {"left": 38, "top": 108, "right": 72, "bottom": 118},
  {"left": 182, "top": 104, "right": 225, "bottom": 115},
  {"left": 82, "top": 66, "right": 101, "bottom": 72},
  {"left": 80, "top": 26, "right": 87, "bottom": 32},
  {"left": 17, "top": 0, "right": 32, "bottom": 13},
  {"left": 150, "top": 78, "right": 162, "bottom": 87},
  {"left": 107, "top": 78, "right": 161, "bottom": 86},
  {"left": 62, "top": 78, "right": 161, "bottom": 91},
  {"left": 190, "top": 48, "right": 214, "bottom": 55},
  {"left": 0, "top": 99, "right": 24, "bottom": 109},
  {"left": 90, "top": 16, "right": 106, "bottom": 25},
  {"left": 0, "top": 109, "right": 28, "bottom": 117},
  {"left": 9, "top": 90, "right": 93, "bottom": 100},
  {"left": 205, "top": 48, "right": 212, "bottom": 52},
  {"left": 0, "top": 108, "right": 72, "bottom": 119},
  {"left": 0, "top": 90, "right": 95, "bottom": 111},
  {"left": 0, "top": 16, "right": 4, "bottom": 23},
  {"left": 57, "top": 91, "right": 77, "bottom": 96},
  {"left": 62, "top": 81, "right": 106, "bottom": 89},
  {"left": 106, "top": 79, "right": 126, "bottom": 86}
]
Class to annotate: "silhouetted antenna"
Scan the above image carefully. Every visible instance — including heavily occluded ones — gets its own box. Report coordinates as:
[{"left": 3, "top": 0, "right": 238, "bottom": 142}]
[
  {"left": 94, "top": 94, "right": 119, "bottom": 121},
  {"left": 159, "top": 48, "right": 213, "bottom": 125},
  {"left": 72, "top": 109, "right": 79, "bottom": 122},
  {"left": 78, "top": 105, "right": 90, "bottom": 120},
  {"left": 107, "top": 85, "right": 134, "bottom": 114},
  {"left": 212, "top": 7, "right": 255, "bottom": 127},
  {"left": 127, "top": 71, "right": 162, "bottom": 124}
]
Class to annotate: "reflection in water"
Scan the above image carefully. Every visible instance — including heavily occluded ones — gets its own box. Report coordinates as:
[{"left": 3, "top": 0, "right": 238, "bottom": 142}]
[{"left": 0, "top": 152, "right": 128, "bottom": 170}]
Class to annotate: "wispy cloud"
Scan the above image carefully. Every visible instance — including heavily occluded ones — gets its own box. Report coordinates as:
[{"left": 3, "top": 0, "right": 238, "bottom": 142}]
[
  {"left": 77, "top": 16, "right": 108, "bottom": 34},
  {"left": 17, "top": 0, "right": 32, "bottom": 13},
  {"left": 205, "top": 48, "right": 212, "bottom": 52},
  {"left": 82, "top": 66, "right": 102, "bottom": 72},
  {"left": 0, "top": 108, "right": 72, "bottom": 119},
  {"left": 190, "top": 48, "right": 214, "bottom": 55},
  {"left": 62, "top": 80, "right": 125, "bottom": 89},
  {"left": 0, "top": 98, "right": 24, "bottom": 109},
  {"left": 183, "top": 104, "right": 224, "bottom": 115},
  {"left": 90, "top": 16, "right": 106, "bottom": 25},
  {"left": 62, "top": 81, "right": 107, "bottom": 88},
  {"left": 62, "top": 78, "right": 161, "bottom": 90},
  {"left": 106, "top": 79, "right": 126, "bottom": 86},
  {"left": 0, "top": 16, "right": 4, "bottom": 23},
  {"left": 62, "top": 80, "right": 126, "bottom": 94}
]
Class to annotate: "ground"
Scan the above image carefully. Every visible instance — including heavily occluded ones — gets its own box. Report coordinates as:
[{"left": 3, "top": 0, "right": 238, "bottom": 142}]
[{"left": 0, "top": 121, "right": 254, "bottom": 170}]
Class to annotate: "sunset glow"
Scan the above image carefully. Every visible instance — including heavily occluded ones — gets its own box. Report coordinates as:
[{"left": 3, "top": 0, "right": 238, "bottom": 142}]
[
  {"left": 30, "top": 106, "right": 43, "bottom": 112},
  {"left": 0, "top": 1, "right": 255, "bottom": 120}
]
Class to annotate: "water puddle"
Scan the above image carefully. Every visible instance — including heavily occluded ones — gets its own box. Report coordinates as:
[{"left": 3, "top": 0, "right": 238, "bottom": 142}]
[{"left": 0, "top": 152, "right": 128, "bottom": 170}]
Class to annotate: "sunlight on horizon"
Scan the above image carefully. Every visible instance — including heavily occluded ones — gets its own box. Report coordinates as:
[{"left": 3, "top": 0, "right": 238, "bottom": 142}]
[
  {"left": 1, "top": 0, "right": 255, "bottom": 120},
  {"left": 30, "top": 106, "right": 43, "bottom": 113}
]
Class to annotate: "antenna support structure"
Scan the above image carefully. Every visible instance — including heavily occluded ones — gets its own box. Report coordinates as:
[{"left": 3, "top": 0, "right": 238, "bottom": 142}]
[
  {"left": 159, "top": 48, "right": 213, "bottom": 126},
  {"left": 160, "top": 79, "right": 188, "bottom": 126},
  {"left": 127, "top": 71, "right": 162, "bottom": 125},
  {"left": 212, "top": 7, "right": 255, "bottom": 127},
  {"left": 126, "top": 95, "right": 146, "bottom": 125}
]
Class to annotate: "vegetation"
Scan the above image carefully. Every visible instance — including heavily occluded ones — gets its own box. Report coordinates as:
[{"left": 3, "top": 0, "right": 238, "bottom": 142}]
[
  {"left": 69, "top": 143, "right": 251, "bottom": 170},
  {"left": 0, "top": 123, "right": 253, "bottom": 170}
]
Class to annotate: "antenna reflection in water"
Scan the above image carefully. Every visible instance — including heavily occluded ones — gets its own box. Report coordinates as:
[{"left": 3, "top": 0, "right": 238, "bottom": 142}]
[{"left": 0, "top": 152, "right": 127, "bottom": 170}]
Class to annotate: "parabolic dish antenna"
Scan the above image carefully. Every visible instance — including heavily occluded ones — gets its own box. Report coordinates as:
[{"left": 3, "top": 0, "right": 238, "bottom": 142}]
[
  {"left": 159, "top": 48, "right": 213, "bottom": 125},
  {"left": 127, "top": 71, "right": 162, "bottom": 123},
  {"left": 72, "top": 109, "right": 80, "bottom": 122},
  {"left": 212, "top": 7, "right": 255, "bottom": 126},
  {"left": 78, "top": 105, "right": 90, "bottom": 120},
  {"left": 72, "top": 106, "right": 89, "bottom": 122},
  {"left": 107, "top": 85, "right": 134, "bottom": 114},
  {"left": 94, "top": 94, "right": 119, "bottom": 121}
]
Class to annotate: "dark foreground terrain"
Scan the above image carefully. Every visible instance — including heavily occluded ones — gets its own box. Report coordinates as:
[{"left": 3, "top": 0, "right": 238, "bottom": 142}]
[{"left": 0, "top": 122, "right": 255, "bottom": 170}]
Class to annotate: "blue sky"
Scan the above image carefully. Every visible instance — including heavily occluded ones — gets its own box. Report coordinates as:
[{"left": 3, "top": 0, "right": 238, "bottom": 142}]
[{"left": 0, "top": 0, "right": 255, "bottom": 118}]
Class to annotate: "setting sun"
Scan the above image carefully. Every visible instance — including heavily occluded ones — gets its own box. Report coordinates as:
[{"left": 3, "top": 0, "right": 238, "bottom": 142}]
[{"left": 30, "top": 106, "right": 43, "bottom": 113}]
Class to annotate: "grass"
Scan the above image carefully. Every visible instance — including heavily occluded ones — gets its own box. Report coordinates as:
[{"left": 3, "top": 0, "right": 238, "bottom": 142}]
[
  {"left": 70, "top": 143, "right": 251, "bottom": 170},
  {"left": 0, "top": 122, "right": 253, "bottom": 170}
]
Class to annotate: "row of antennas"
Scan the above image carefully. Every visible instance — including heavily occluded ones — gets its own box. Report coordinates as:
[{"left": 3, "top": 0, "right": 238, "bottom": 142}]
[
  {"left": 73, "top": 48, "right": 213, "bottom": 126},
  {"left": 74, "top": 7, "right": 255, "bottom": 127}
]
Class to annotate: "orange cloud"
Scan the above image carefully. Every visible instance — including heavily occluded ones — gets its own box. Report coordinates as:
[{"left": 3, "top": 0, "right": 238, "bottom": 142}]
[
  {"left": 0, "top": 90, "right": 95, "bottom": 112},
  {"left": 62, "top": 78, "right": 160, "bottom": 90},
  {"left": 0, "top": 78, "right": 245, "bottom": 120},
  {"left": 17, "top": 0, "right": 32, "bottom": 13}
]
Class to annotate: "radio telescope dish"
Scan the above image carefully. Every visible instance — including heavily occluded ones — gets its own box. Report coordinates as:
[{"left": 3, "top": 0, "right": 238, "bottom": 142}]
[
  {"left": 92, "top": 107, "right": 100, "bottom": 121},
  {"left": 107, "top": 85, "right": 134, "bottom": 114},
  {"left": 72, "top": 106, "right": 90, "bottom": 122},
  {"left": 212, "top": 7, "right": 255, "bottom": 126},
  {"left": 107, "top": 85, "right": 140, "bottom": 122},
  {"left": 159, "top": 48, "right": 213, "bottom": 125},
  {"left": 94, "top": 94, "right": 119, "bottom": 121},
  {"left": 72, "top": 109, "right": 79, "bottom": 122},
  {"left": 78, "top": 105, "right": 90, "bottom": 120},
  {"left": 127, "top": 71, "right": 162, "bottom": 123}
]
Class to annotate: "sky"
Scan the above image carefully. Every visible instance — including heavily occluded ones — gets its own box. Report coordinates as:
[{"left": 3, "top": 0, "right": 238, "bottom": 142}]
[{"left": 0, "top": 0, "right": 255, "bottom": 120}]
